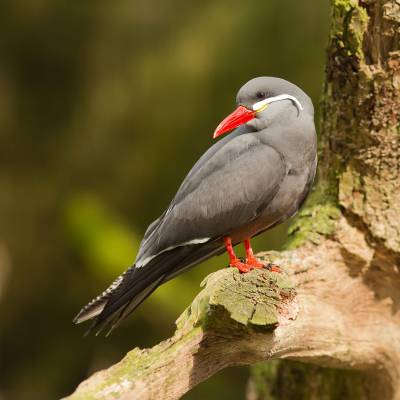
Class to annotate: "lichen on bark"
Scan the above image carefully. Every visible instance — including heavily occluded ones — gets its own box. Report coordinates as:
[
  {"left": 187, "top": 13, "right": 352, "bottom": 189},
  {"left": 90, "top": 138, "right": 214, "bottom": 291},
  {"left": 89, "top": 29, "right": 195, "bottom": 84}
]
[
  {"left": 178, "top": 268, "right": 294, "bottom": 329},
  {"left": 286, "top": 183, "right": 340, "bottom": 249},
  {"left": 321, "top": 0, "right": 400, "bottom": 252}
]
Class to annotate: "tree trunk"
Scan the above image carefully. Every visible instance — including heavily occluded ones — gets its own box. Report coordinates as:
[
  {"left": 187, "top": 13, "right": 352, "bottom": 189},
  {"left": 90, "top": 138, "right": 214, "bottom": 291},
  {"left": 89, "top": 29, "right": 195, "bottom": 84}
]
[
  {"left": 65, "top": 0, "right": 400, "bottom": 399},
  {"left": 248, "top": 0, "right": 400, "bottom": 398}
]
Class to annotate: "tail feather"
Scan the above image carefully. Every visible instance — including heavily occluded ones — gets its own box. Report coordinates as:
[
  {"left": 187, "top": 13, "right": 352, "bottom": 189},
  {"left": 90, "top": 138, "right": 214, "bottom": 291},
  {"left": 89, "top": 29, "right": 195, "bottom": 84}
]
[
  {"left": 73, "top": 268, "right": 132, "bottom": 324},
  {"left": 88, "top": 248, "right": 190, "bottom": 334},
  {"left": 94, "top": 274, "right": 166, "bottom": 336},
  {"left": 75, "top": 241, "right": 222, "bottom": 335}
]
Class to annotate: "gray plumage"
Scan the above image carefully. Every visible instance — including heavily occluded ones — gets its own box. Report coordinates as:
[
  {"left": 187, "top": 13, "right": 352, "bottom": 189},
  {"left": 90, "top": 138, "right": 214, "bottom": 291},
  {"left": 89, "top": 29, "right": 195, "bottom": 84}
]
[{"left": 74, "top": 77, "right": 317, "bottom": 334}]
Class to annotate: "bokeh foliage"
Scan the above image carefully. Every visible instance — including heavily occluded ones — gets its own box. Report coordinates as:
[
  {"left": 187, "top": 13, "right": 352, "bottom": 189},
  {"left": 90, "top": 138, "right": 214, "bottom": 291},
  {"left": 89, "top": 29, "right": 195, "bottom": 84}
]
[{"left": 0, "top": 1, "right": 329, "bottom": 398}]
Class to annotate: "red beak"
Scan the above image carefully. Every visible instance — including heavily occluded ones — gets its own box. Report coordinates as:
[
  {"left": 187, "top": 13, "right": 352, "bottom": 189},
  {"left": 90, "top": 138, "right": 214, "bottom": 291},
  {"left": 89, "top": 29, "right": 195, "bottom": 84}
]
[{"left": 213, "top": 105, "right": 256, "bottom": 139}]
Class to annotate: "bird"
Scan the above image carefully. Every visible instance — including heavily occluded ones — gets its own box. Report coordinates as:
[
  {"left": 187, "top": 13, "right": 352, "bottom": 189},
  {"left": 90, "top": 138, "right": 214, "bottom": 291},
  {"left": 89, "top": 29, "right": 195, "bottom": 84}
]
[{"left": 74, "top": 77, "right": 317, "bottom": 335}]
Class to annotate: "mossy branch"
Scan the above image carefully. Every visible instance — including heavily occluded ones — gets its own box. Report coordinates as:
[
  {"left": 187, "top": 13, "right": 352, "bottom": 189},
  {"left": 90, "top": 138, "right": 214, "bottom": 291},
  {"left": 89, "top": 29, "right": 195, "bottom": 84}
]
[
  {"left": 64, "top": 264, "right": 296, "bottom": 400},
  {"left": 65, "top": 237, "right": 400, "bottom": 400}
]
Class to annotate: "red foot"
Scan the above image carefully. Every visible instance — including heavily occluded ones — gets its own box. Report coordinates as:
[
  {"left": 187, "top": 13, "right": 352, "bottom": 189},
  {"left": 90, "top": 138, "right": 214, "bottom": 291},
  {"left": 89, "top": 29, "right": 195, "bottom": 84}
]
[
  {"left": 230, "top": 258, "right": 251, "bottom": 273},
  {"left": 267, "top": 263, "right": 282, "bottom": 273},
  {"left": 246, "top": 256, "right": 265, "bottom": 269},
  {"left": 225, "top": 236, "right": 277, "bottom": 274}
]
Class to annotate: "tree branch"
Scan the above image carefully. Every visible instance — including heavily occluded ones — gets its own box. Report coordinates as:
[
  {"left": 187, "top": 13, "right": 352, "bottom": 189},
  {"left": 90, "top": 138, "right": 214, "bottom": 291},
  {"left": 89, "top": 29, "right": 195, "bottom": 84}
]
[{"left": 65, "top": 230, "right": 400, "bottom": 400}]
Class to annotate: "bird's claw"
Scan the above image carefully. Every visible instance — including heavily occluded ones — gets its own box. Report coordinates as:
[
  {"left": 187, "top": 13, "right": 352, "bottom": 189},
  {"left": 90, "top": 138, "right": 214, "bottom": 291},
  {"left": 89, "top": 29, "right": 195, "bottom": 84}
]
[
  {"left": 229, "top": 257, "right": 282, "bottom": 274},
  {"left": 229, "top": 259, "right": 251, "bottom": 273},
  {"left": 229, "top": 256, "right": 268, "bottom": 273},
  {"left": 265, "top": 263, "right": 282, "bottom": 273},
  {"left": 246, "top": 256, "right": 265, "bottom": 269},
  {"left": 248, "top": 256, "right": 282, "bottom": 273}
]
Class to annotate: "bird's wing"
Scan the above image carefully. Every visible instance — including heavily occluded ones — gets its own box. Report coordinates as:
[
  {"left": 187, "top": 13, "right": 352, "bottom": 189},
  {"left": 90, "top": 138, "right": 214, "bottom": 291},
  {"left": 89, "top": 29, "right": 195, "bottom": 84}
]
[{"left": 137, "top": 133, "right": 287, "bottom": 262}]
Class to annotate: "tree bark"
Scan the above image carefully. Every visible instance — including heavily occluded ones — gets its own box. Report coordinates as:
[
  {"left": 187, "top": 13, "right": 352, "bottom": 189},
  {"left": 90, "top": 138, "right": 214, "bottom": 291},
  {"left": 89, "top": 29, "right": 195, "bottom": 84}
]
[
  {"left": 65, "top": 0, "right": 400, "bottom": 398},
  {"left": 248, "top": 0, "right": 400, "bottom": 398}
]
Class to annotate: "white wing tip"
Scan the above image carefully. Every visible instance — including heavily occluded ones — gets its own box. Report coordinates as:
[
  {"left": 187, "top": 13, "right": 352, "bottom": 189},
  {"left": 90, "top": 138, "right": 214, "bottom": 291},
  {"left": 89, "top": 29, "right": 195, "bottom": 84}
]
[
  {"left": 74, "top": 301, "right": 106, "bottom": 324},
  {"left": 136, "top": 237, "right": 210, "bottom": 268}
]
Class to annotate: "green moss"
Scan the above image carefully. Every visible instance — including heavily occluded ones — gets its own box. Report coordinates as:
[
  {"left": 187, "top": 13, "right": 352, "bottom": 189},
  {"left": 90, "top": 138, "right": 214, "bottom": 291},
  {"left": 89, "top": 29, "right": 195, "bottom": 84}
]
[
  {"left": 67, "top": 326, "right": 205, "bottom": 400},
  {"left": 177, "top": 268, "right": 294, "bottom": 332},
  {"left": 347, "top": 7, "right": 368, "bottom": 58},
  {"left": 286, "top": 182, "right": 341, "bottom": 249},
  {"left": 331, "top": 0, "right": 354, "bottom": 12},
  {"left": 330, "top": 0, "right": 369, "bottom": 59}
]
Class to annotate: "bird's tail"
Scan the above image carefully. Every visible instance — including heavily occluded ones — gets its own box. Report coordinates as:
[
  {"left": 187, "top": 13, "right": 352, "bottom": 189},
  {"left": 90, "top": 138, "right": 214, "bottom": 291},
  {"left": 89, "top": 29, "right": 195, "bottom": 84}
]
[
  {"left": 73, "top": 267, "right": 134, "bottom": 325},
  {"left": 74, "top": 241, "right": 223, "bottom": 335}
]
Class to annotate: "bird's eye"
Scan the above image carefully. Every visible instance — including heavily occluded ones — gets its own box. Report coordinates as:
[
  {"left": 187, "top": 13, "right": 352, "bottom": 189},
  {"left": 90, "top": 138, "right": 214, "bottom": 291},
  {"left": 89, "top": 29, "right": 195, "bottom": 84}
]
[{"left": 256, "top": 91, "right": 266, "bottom": 99}]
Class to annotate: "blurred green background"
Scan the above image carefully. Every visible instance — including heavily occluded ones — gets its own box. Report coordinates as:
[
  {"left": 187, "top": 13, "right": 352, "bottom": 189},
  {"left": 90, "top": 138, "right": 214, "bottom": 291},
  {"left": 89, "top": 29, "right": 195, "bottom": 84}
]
[{"left": 0, "top": 1, "right": 329, "bottom": 399}]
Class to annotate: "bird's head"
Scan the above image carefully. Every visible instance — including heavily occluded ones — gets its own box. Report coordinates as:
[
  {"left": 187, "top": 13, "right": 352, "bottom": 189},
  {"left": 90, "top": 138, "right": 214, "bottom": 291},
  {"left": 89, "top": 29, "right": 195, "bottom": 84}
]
[{"left": 213, "top": 77, "right": 313, "bottom": 139}]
